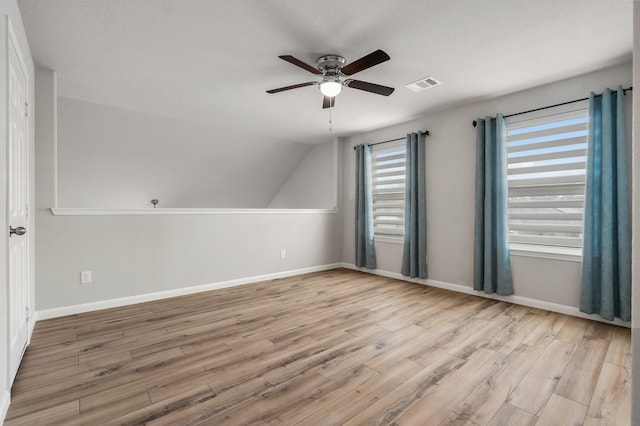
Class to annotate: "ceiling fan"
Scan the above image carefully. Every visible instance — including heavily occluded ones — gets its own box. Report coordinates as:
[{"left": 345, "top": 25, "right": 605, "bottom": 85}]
[{"left": 266, "top": 49, "right": 395, "bottom": 108}]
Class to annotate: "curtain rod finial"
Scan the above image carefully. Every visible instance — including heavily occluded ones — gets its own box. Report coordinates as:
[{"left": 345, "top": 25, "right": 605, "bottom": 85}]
[{"left": 472, "top": 120, "right": 477, "bottom": 127}]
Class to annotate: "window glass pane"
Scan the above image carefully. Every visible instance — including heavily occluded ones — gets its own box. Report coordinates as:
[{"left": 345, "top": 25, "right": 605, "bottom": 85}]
[
  {"left": 506, "top": 107, "right": 588, "bottom": 255},
  {"left": 371, "top": 141, "right": 406, "bottom": 238}
]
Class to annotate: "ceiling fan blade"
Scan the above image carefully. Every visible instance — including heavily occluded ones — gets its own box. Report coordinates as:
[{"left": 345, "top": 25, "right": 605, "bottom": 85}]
[
  {"left": 279, "top": 55, "right": 322, "bottom": 75},
  {"left": 266, "top": 81, "right": 316, "bottom": 94},
  {"left": 341, "top": 49, "right": 390, "bottom": 76},
  {"left": 322, "top": 96, "right": 335, "bottom": 109},
  {"left": 344, "top": 79, "right": 395, "bottom": 96}
]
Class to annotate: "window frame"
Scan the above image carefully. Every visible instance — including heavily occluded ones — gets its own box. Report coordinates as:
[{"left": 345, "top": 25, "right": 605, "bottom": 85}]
[
  {"left": 505, "top": 101, "right": 589, "bottom": 262},
  {"left": 370, "top": 139, "right": 406, "bottom": 243}
]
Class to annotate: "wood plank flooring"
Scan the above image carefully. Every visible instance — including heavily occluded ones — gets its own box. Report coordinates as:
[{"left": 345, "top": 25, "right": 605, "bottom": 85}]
[{"left": 5, "top": 269, "right": 631, "bottom": 425}]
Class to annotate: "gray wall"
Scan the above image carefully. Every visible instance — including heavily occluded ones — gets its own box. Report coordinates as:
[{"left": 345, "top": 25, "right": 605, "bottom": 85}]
[
  {"left": 57, "top": 97, "right": 316, "bottom": 208},
  {"left": 268, "top": 139, "right": 337, "bottom": 208},
  {"left": 36, "top": 211, "right": 341, "bottom": 311},
  {"left": 0, "top": 0, "right": 35, "bottom": 417},
  {"left": 341, "top": 63, "right": 632, "bottom": 310},
  {"left": 35, "top": 70, "right": 342, "bottom": 312}
]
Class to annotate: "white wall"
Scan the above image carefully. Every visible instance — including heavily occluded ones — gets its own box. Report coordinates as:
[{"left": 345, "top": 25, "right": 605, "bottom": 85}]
[
  {"left": 57, "top": 97, "right": 314, "bottom": 208},
  {"left": 35, "top": 70, "right": 342, "bottom": 313},
  {"left": 36, "top": 211, "right": 341, "bottom": 312},
  {"left": 268, "top": 140, "right": 337, "bottom": 208},
  {"left": 341, "top": 63, "right": 632, "bottom": 311},
  {"left": 0, "top": 0, "right": 35, "bottom": 421}
]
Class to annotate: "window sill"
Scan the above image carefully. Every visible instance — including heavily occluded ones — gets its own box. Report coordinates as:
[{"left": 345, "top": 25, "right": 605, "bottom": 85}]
[
  {"left": 375, "top": 235, "right": 404, "bottom": 244},
  {"left": 509, "top": 244, "right": 581, "bottom": 263}
]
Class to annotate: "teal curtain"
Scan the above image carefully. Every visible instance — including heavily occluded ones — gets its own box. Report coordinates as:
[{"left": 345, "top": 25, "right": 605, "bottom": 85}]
[
  {"left": 473, "top": 115, "right": 513, "bottom": 295},
  {"left": 580, "top": 87, "right": 630, "bottom": 321},
  {"left": 355, "top": 144, "right": 377, "bottom": 268},
  {"left": 401, "top": 132, "right": 427, "bottom": 278}
]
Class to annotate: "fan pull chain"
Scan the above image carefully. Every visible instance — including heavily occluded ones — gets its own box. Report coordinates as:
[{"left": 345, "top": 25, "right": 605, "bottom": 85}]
[{"left": 329, "top": 102, "right": 333, "bottom": 132}]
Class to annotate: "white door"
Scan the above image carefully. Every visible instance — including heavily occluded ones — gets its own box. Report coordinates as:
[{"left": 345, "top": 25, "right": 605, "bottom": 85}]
[{"left": 7, "top": 26, "right": 29, "bottom": 383}]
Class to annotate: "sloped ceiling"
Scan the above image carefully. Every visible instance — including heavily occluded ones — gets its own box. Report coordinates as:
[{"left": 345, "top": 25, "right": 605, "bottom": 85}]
[{"left": 18, "top": 0, "right": 632, "bottom": 145}]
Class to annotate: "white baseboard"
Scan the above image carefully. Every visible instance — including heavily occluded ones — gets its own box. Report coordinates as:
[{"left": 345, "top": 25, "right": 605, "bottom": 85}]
[
  {"left": 35, "top": 261, "right": 632, "bottom": 326},
  {"left": 340, "top": 263, "right": 630, "bottom": 328},
  {"left": 0, "top": 390, "right": 10, "bottom": 425},
  {"left": 36, "top": 263, "right": 342, "bottom": 321}
]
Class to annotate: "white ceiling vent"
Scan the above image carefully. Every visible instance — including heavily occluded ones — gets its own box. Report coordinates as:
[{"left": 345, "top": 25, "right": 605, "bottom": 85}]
[{"left": 405, "top": 76, "right": 442, "bottom": 92}]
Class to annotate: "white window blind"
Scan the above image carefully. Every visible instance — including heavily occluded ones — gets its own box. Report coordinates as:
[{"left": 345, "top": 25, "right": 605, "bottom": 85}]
[
  {"left": 371, "top": 140, "right": 406, "bottom": 238},
  {"left": 506, "top": 104, "right": 589, "bottom": 255}
]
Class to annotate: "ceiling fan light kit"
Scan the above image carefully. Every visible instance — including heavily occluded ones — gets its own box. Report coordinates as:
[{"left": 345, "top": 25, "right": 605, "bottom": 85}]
[
  {"left": 267, "top": 49, "right": 395, "bottom": 109},
  {"left": 319, "top": 79, "right": 342, "bottom": 97}
]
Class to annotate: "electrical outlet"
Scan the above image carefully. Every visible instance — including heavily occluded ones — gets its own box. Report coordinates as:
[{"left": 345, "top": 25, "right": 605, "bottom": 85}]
[
  {"left": 80, "top": 270, "right": 92, "bottom": 284},
  {"left": 280, "top": 250, "right": 286, "bottom": 260}
]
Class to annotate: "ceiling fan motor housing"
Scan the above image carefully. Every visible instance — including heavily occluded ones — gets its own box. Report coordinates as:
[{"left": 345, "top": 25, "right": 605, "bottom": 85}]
[{"left": 315, "top": 55, "right": 346, "bottom": 74}]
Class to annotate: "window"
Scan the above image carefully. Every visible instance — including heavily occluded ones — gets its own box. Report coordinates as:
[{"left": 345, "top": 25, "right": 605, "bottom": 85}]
[
  {"left": 371, "top": 140, "right": 406, "bottom": 240},
  {"left": 506, "top": 103, "right": 589, "bottom": 258}
]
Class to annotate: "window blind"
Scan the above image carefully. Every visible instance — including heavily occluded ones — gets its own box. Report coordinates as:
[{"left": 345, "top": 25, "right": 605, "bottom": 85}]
[
  {"left": 371, "top": 140, "right": 406, "bottom": 238},
  {"left": 506, "top": 106, "right": 589, "bottom": 253}
]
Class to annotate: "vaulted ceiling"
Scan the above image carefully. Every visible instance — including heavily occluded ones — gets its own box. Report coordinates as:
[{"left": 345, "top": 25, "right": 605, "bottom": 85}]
[{"left": 18, "top": 0, "right": 633, "bottom": 144}]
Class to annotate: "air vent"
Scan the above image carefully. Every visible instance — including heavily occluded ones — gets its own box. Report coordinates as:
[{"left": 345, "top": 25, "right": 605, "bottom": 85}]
[{"left": 405, "top": 76, "right": 442, "bottom": 92}]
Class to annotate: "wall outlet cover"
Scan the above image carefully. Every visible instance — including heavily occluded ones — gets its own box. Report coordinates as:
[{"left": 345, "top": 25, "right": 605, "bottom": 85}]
[{"left": 80, "top": 271, "right": 92, "bottom": 284}]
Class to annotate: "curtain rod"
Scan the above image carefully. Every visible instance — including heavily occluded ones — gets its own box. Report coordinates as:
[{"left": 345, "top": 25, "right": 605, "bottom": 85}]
[
  {"left": 352, "top": 130, "right": 429, "bottom": 150},
  {"left": 471, "top": 86, "right": 633, "bottom": 127}
]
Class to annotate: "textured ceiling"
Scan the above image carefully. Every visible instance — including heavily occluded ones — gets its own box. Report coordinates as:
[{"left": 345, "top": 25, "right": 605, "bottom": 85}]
[{"left": 17, "top": 0, "right": 633, "bottom": 144}]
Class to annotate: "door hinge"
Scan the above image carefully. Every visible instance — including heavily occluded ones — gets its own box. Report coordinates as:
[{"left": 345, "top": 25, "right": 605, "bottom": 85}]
[
  {"left": 25, "top": 102, "right": 29, "bottom": 118},
  {"left": 26, "top": 306, "right": 30, "bottom": 322},
  {"left": 25, "top": 204, "right": 29, "bottom": 219}
]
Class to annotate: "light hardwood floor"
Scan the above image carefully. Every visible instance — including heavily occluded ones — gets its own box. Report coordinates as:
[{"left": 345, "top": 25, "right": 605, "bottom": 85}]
[{"left": 5, "top": 269, "right": 631, "bottom": 425}]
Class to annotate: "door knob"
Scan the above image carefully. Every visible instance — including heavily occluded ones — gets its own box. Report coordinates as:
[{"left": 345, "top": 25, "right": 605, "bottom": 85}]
[{"left": 9, "top": 226, "right": 26, "bottom": 237}]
